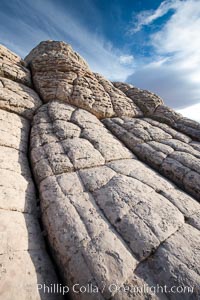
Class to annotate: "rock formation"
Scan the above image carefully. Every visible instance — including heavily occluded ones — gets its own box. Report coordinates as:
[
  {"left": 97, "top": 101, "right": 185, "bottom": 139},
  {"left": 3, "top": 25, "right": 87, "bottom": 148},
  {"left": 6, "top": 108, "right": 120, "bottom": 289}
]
[
  {"left": 0, "top": 44, "right": 62, "bottom": 300},
  {"left": 1, "top": 40, "right": 200, "bottom": 300}
]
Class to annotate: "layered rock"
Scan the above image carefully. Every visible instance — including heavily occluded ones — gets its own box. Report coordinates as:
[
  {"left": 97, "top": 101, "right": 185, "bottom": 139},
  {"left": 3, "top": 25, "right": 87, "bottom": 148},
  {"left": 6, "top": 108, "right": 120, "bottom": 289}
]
[
  {"left": 0, "top": 45, "right": 62, "bottom": 300},
  {"left": 0, "top": 45, "right": 32, "bottom": 87},
  {"left": 1, "top": 40, "right": 200, "bottom": 300},
  {"left": 114, "top": 82, "right": 200, "bottom": 141},
  {"left": 30, "top": 99, "right": 200, "bottom": 299},
  {"left": 113, "top": 82, "right": 164, "bottom": 115},
  {"left": 103, "top": 117, "right": 200, "bottom": 200},
  {"left": 25, "top": 41, "right": 142, "bottom": 119},
  {"left": 24, "top": 41, "right": 200, "bottom": 299}
]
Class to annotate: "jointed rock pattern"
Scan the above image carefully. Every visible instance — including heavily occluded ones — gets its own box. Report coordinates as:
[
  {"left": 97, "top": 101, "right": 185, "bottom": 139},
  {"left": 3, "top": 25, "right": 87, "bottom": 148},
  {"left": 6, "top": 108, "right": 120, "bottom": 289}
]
[
  {"left": 0, "top": 40, "right": 200, "bottom": 300},
  {"left": 103, "top": 117, "right": 200, "bottom": 199},
  {"left": 0, "top": 45, "right": 62, "bottom": 300},
  {"left": 25, "top": 41, "right": 142, "bottom": 119},
  {"left": 114, "top": 82, "right": 200, "bottom": 141}
]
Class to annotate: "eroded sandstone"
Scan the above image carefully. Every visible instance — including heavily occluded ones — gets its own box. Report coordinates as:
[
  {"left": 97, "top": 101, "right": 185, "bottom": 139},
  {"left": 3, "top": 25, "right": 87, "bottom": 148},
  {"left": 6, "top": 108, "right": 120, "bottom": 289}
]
[
  {"left": 114, "top": 82, "right": 200, "bottom": 141},
  {"left": 25, "top": 41, "right": 142, "bottom": 119},
  {"left": 0, "top": 44, "right": 62, "bottom": 300},
  {"left": 30, "top": 99, "right": 200, "bottom": 299},
  {"left": 1, "top": 40, "right": 200, "bottom": 300}
]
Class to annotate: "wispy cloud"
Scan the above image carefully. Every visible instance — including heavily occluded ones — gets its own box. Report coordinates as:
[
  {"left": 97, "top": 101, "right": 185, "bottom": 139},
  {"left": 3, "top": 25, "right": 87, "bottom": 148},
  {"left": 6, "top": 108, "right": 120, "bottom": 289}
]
[
  {"left": 0, "top": 0, "right": 134, "bottom": 81},
  {"left": 119, "top": 55, "right": 134, "bottom": 65},
  {"left": 128, "top": 0, "right": 200, "bottom": 121},
  {"left": 130, "top": 0, "right": 179, "bottom": 33}
]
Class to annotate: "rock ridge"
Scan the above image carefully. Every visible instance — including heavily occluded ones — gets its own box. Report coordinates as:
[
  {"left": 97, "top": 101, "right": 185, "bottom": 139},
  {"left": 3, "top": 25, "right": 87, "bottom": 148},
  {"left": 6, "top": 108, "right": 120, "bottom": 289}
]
[{"left": 113, "top": 82, "right": 200, "bottom": 141}]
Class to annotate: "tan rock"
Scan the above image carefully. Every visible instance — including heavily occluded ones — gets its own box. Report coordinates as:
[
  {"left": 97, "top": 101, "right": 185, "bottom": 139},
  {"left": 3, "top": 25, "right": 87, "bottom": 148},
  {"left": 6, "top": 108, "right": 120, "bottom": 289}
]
[
  {"left": 103, "top": 116, "right": 200, "bottom": 200},
  {"left": 30, "top": 96, "right": 200, "bottom": 299},
  {"left": 113, "top": 82, "right": 164, "bottom": 115},
  {"left": 0, "top": 44, "right": 63, "bottom": 300},
  {"left": 115, "top": 82, "right": 200, "bottom": 141},
  {"left": 1, "top": 41, "right": 200, "bottom": 300},
  {"left": 25, "top": 41, "right": 142, "bottom": 119},
  {"left": 0, "top": 44, "right": 33, "bottom": 87},
  {"left": 136, "top": 224, "right": 200, "bottom": 300},
  {"left": 0, "top": 251, "right": 62, "bottom": 300},
  {"left": 0, "top": 77, "right": 41, "bottom": 119}
]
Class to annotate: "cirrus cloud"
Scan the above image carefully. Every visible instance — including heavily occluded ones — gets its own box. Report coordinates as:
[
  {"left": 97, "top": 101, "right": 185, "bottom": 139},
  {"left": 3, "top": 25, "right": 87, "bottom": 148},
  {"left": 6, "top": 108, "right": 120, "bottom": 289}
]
[{"left": 0, "top": 0, "right": 134, "bottom": 81}]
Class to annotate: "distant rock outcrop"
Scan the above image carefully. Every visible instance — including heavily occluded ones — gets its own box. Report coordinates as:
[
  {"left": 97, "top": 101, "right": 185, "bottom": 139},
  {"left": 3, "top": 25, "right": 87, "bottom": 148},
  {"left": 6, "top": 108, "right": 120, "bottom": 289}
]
[
  {"left": 1, "top": 40, "right": 200, "bottom": 300},
  {"left": 114, "top": 82, "right": 200, "bottom": 140}
]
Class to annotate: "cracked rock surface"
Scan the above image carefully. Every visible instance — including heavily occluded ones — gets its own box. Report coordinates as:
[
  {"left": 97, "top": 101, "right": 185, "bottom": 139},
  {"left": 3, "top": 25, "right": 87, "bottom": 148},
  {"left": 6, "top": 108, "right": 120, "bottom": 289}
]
[
  {"left": 1, "top": 40, "right": 200, "bottom": 300},
  {"left": 114, "top": 82, "right": 200, "bottom": 141},
  {"left": 25, "top": 41, "right": 142, "bottom": 119},
  {"left": 0, "top": 44, "right": 62, "bottom": 300}
]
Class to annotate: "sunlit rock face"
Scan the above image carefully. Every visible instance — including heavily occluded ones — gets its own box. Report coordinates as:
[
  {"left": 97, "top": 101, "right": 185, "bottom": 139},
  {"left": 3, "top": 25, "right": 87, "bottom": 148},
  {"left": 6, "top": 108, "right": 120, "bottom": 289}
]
[
  {"left": 0, "top": 44, "right": 63, "bottom": 300},
  {"left": 25, "top": 40, "right": 142, "bottom": 119},
  {"left": 1, "top": 40, "right": 200, "bottom": 300}
]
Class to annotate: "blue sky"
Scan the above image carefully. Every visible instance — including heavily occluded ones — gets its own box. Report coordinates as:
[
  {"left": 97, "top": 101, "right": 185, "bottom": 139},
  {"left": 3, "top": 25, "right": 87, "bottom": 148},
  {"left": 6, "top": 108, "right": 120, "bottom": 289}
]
[{"left": 0, "top": 0, "right": 200, "bottom": 121}]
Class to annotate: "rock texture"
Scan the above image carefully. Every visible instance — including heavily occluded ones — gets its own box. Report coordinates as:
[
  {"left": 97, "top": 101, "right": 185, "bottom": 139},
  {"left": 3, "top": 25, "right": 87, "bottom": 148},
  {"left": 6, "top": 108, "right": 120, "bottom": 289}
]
[
  {"left": 0, "top": 45, "right": 62, "bottom": 300},
  {"left": 1, "top": 40, "right": 200, "bottom": 300},
  {"left": 103, "top": 117, "right": 200, "bottom": 200},
  {"left": 25, "top": 41, "right": 142, "bottom": 119},
  {"left": 114, "top": 82, "right": 200, "bottom": 141}
]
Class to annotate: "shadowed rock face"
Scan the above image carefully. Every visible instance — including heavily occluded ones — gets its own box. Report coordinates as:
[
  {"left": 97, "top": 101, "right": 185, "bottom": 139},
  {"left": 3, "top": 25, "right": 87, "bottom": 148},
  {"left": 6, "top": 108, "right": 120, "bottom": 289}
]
[{"left": 1, "top": 40, "right": 200, "bottom": 300}]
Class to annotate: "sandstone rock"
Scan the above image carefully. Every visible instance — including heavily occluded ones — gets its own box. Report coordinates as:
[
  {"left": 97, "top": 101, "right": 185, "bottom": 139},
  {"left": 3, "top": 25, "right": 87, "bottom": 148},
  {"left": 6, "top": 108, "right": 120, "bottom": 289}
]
[
  {"left": 115, "top": 82, "right": 200, "bottom": 141},
  {"left": 136, "top": 224, "right": 200, "bottom": 300},
  {"left": 103, "top": 117, "right": 200, "bottom": 200},
  {"left": 0, "top": 44, "right": 63, "bottom": 299},
  {"left": 1, "top": 40, "right": 200, "bottom": 300},
  {"left": 113, "top": 82, "right": 164, "bottom": 115},
  {"left": 31, "top": 96, "right": 200, "bottom": 299},
  {"left": 0, "top": 44, "right": 32, "bottom": 87},
  {"left": 30, "top": 101, "right": 135, "bottom": 185},
  {"left": 0, "top": 77, "right": 41, "bottom": 119},
  {"left": 25, "top": 41, "right": 142, "bottom": 119}
]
